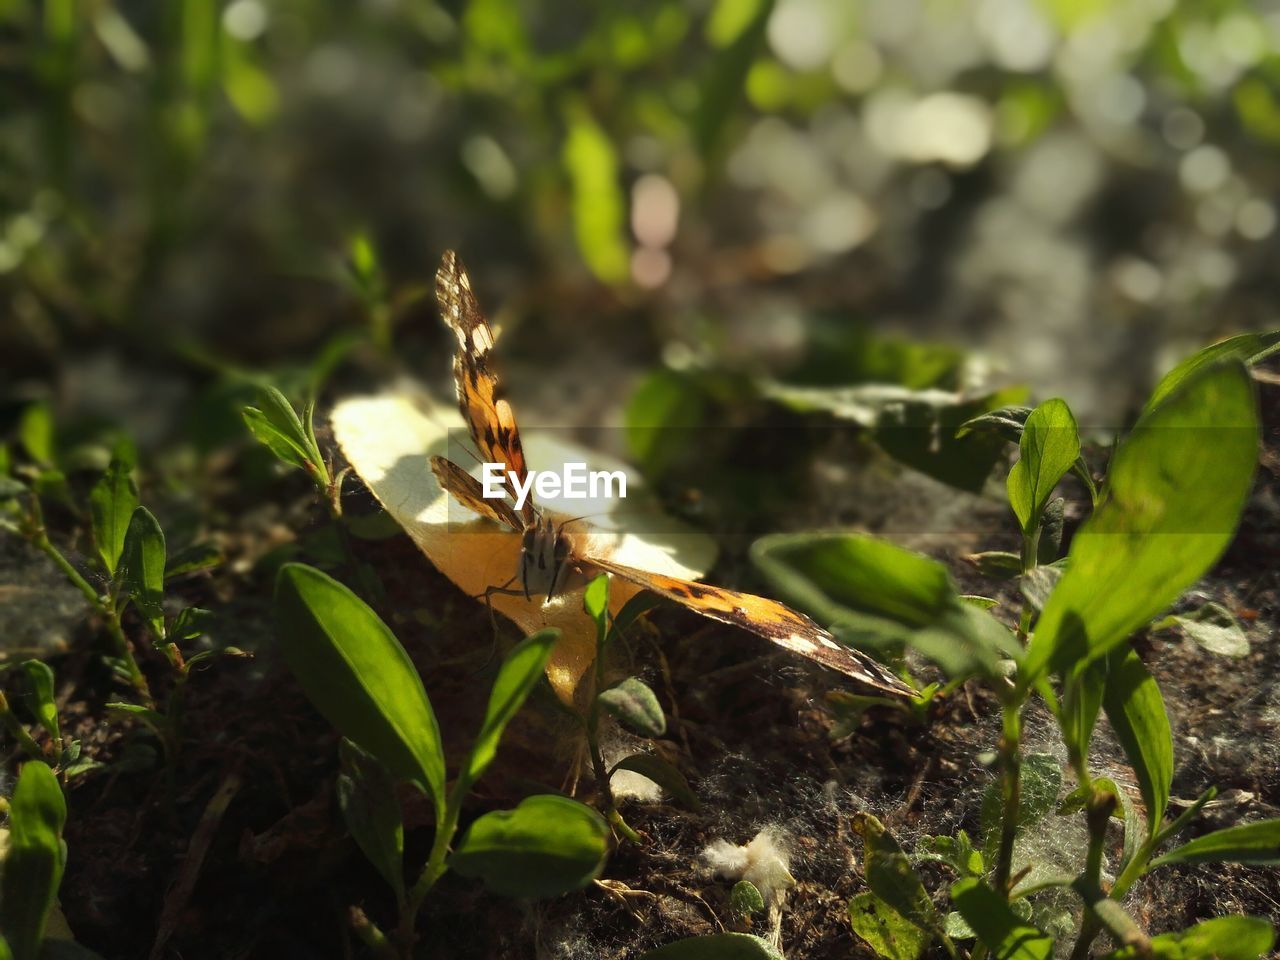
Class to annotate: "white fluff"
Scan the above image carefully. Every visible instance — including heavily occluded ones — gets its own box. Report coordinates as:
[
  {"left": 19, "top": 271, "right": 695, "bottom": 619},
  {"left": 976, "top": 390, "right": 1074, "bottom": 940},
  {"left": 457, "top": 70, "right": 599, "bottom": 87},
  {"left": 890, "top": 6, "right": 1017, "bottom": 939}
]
[{"left": 701, "top": 828, "right": 796, "bottom": 905}]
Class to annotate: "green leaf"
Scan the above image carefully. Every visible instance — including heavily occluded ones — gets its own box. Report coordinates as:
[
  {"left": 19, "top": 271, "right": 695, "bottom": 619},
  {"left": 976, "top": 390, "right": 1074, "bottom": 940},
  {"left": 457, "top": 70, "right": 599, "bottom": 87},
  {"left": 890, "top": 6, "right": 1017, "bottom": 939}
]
[
  {"left": 979, "top": 754, "right": 1062, "bottom": 868},
  {"left": 582, "top": 574, "right": 610, "bottom": 647},
  {"left": 273, "top": 563, "right": 445, "bottom": 813},
  {"left": 1153, "top": 602, "right": 1249, "bottom": 657},
  {"left": 730, "top": 880, "right": 765, "bottom": 917},
  {"left": 914, "top": 832, "right": 982, "bottom": 877},
  {"left": 957, "top": 405, "right": 1033, "bottom": 443},
  {"left": 243, "top": 386, "right": 327, "bottom": 484},
  {"left": 625, "top": 369, "right": 708, "bottom": 479},
  {"left": 639, "top": 933, "right": 784, "bottom": 960},
  {"left": 1145, "top": 331, "right": 1280, "bottom": 414},
  {"left": 1020, "top": 564, "right": 1064, "bottom": 613},
  {"left": 88, "top": 460, "right": 138, "bottom": 577},
  {"left": 18, "top": 404, "right": 55, "bottom": 467},
  {"left": 598, "top": 678, "right": 666, "bottom": 737},
  {"left": 461, "top": 629, "right": 559, "bottom": 789},
  {"left": 336, "top": 739, "right": 405, "bottom": 904},
  {"left": 1150, "top": 819, "right": 1280, "bottom": 869},
  {"left": 19, "top": 660, "right": 59, "bottom": 743},
  {"left": 606, "top": 592, "right": 664, "bottom": 648},
  {"left": 0, "top": 761, "right": 67, "bottom": 960},
  {"left": 1060, "top": 658, "right": 1106, "bottom": 768},
  {"left": 242, "top": 406, "right": 309, "bottom": 471},
  {"left": 1022, "top": 360, "right": 1258, "bottom": 682},
  {"left": 450, "top": 794, "right": 609, "bottom": 898},
  {"left": 853, "top": 814, "right": 941, "bottom": 938},
  {"left": 753, "top": 533, "right": 1017, "bottom": 680},
  {"left": 610, "top": 753, "right": 700, "bottom": 810},
  {"left": 849, "top": 891, "right": 931, "bottom": 960},
  {"left": 1104, "top": 916, "right": 1275, "bottom": 960},
  {"left": 122, "top": 507, "right": 166, "bottom": 639},
  {"left": 949, "top": 878, "right": 1053, "bottom": 960},
  {"left": 965, "top": 551, "right": 1024, "bottom": 580},
  {"left": 1102, "top": 646, "right": 1172, "bottom": 837},
  {"left": 562, "top": 101, "right": 627, "bottom": 284},
  {"left": 164, "top": 542, "right": 224, "bottom": 580},
  {"left": 1007, "top": 399, "right": 1080, "bottom": 534},
  {"left": 169, "top": 606, "right": 213, "bottom": 641}
]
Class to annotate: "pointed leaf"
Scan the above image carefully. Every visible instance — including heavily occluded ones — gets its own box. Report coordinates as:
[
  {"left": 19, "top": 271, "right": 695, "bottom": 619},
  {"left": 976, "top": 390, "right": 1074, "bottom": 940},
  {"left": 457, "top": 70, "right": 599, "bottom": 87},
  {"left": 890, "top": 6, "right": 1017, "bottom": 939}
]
[
  {"left": 1102, "top": 646, "right": 1172, "bottom": 837},
  {"left": 273, "top": 563, "right": 445, "bottom": 813},
  {"left": 461, "top": 629, "right": 559, "bottom": 789},
  {"left": 1145, "top": 331, "right": 1280, "bottom": 414},
  {"left": 598, "top": 677, "right": 666, "bottom": 737},
  {"left": 88, "top": 460, "right": 138, "bottom": 577},
  {"left": 1022, "top": 360, "right": 1258, "bottom": 682},
  {"left": 1104, "top": 916, "right": 1275, "bottom": 960},
  {"left": 849, "top": 892, "right": 931, "bottom": 960},
  {"left": 122, "top": 507, "right": 166, "bottom": 639},
  {"left": 639, "top": 933, "right": 784, "bottom": 960},
  {"left": 1007, "top": 399, "right": 1080, "bottom": 533},
  {"left": 19, "top": 660, "right": 59, "bottom": 742},
  {"left": 610, "top": 752, "right": 700, "bottom": 810},
  {"left": 1149, "top": 819, "right": 1280, "bottom": 869}
]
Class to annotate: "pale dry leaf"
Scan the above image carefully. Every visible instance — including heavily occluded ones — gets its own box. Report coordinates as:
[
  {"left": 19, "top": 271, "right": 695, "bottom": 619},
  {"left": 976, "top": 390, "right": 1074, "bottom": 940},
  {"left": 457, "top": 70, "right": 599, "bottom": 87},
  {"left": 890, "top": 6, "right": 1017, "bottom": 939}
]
[{"left": 331, "top": 383, "right": 717, "bottom": 702}]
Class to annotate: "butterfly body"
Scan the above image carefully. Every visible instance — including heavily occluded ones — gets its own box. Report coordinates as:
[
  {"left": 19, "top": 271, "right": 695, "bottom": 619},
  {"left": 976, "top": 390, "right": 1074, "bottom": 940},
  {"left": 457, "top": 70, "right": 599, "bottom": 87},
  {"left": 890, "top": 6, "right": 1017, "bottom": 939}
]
[{"left": 430, "top": 250, "right": 915, "bottom": 700}]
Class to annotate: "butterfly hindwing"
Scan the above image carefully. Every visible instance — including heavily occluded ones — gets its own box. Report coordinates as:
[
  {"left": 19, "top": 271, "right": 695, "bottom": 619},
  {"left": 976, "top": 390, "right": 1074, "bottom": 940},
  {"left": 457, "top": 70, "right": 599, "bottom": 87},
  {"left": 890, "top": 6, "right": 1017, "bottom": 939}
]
[
  {"left": 584, "top": 557, "right": 914, "bottom": 698},
  {"left": 436, "top": 250, "right": 535, "bottom": 523}
]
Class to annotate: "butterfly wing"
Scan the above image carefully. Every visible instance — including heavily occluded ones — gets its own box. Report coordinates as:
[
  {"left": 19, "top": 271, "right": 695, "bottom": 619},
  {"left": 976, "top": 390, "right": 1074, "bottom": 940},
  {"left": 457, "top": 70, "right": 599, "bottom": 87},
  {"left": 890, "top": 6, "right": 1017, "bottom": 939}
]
[
  {"left": 436, "top": 249, "right": 535, "bottom": 524},
  {"left": 430, "top": 455, "right": 523, "bottom": 531},
  {"left": 585, "top": 556, "right": 915, "bottom": 698}
]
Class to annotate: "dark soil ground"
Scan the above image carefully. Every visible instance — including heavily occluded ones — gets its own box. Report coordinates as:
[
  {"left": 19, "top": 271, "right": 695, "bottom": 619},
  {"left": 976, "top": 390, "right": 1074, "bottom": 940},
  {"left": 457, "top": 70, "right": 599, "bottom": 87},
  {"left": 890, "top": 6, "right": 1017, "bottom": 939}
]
[{"left": 24, "top": 368, "right": 1278, "bottom": 960}]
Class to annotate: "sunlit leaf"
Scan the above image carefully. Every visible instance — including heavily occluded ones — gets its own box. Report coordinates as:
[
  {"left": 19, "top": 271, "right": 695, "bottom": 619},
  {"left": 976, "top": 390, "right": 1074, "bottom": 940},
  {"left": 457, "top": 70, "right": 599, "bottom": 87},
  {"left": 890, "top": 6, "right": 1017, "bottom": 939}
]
[
  {"left": 562, "top": 102, "right": 627, "bottom": 284},
  {"left": 1150, "top": 819, "right": 1280, "bottom": 869},
  {"left": 273, "top": 563, "right": 446, "bottom": 813},
  {"left": 639, "top": 933, "right": 784, "bottom": 960},
  {"left": 88, "top": 459, "right": 138, "bottom": 578},
  {"left": 1102, "top": 646, "right": 1172, "bottom": 837},
  {"left": 18, "top": 404, "right": 55, "bottom": 467},
  {"left": 1022, "top": 360, "right": 1258, "bottom": 682},
  {"left": 1145, "top": 331, "right": 1280, "bottom": 414},
  {"left": 598, "top": 677, "right": 666, "bottom": 737},
  {"left": 853, "top": 814, "right": 941, "bottom": 938},
  {"left": 1103, "top": 916, "right": 1275, "bottom": 960},
  {"left": 20, "top": 660, "right": 59, "bottom": 743},
  {"left": 1007, "top": 399, "right": 1079, "bottom": 534}
]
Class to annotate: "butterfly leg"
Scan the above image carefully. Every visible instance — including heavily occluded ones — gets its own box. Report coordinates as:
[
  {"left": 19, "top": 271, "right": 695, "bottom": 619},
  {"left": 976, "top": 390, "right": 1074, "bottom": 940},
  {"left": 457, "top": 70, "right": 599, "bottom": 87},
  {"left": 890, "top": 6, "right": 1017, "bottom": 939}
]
[{"left": 466, "top": 577, "right": 525, "bottom": 672}]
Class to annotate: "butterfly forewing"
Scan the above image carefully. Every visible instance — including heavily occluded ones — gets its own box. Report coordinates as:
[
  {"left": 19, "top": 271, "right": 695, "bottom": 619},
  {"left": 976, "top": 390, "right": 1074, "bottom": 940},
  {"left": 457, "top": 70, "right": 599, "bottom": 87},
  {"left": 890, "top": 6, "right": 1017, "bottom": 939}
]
[
  {"left": 584, "top": 556, "right": 914, "bottom": 698},
  {"left": 435, "top": 250, "right": 535, "bottom": 524},
  {"left": 430, "top": 455, "right": 522, "bottom": 531}
]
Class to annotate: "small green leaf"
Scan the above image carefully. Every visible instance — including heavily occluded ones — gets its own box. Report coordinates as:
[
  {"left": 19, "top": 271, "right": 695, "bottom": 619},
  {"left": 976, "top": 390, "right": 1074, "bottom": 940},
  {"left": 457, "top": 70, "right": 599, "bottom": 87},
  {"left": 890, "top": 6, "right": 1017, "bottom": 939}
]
[
  {"left": 582, "top": 574, "right": 610, "bottom": 648},
  {"left": 1037, "top": 497, "right": 1065, "bottom": 563},
  {"left": 0, "top": 761, "right": 67, "bottom": 960},
  {"left": 562, "top": 100, "right": 627, "bottom": 284},
  {"left": 243, "top": 386, "right": 328, "bottom": 484},
  {"left": 122, "top": 507, "right": 166, "bottom": 639},
  {"left": 242, "top": 406, "right": 310, "bottom": 471},
  {"left": 461, "top": 629, "right": 559, "bottom": 789},
  {"left": 1154, "top": 602, "right": 1249, "bottom": 657},
  {"left": 273, "top": 563, "right": 445, "bottom": 813},
  {"left": 1102, "top": 646, "right": 1172, "bottom": 837},
  {"left": 610, "top": 753, "right": 700, "bottom": 810},
  {"left": 164, "top": 542, "right": 224, "bottom": 580},
  {"left": 639, "top": 933, "right": 784, "bottom": 960},
  {"left": 965, "top": 551, "right": 1024, "bottom": 580},
  {"left": 957, "top": 405, "right": 1033, "bottom": 443},
  {"left": 169, "top": 606, "right": 213, "bottom": 641},
  {"left": 20, "top": 660, "right": 59, "bottom": 743},
  {"left": 853, "top": 814, "right": 941, "bottom": 938},
  {"left": 914, "top": 832, "right": 982, "bottom": 877},
  {"left": 1007, "top": 399, "right": 1080, "bottom": 534},
  {"left": 1103, "top": 916, "right": 1275, "bottom": 960},
  {"left": 849, "top": 891, "right": 931, "bottom": 960},
  {"left": 730, "top": 880, "right": 765, "bottom": 917},
  {"left": 1020, "top": 564, "right": 1064, "bottom": 612},
  {"left": 1022, "top": 360, "right": 1258, "bottom": 682},
  {"left": 450, "top": 794, "right": 609, "bottom": 898},
  {"left": 88, "top": 459, "right": 138, "bottom": 577},
  {"left": 18, "top": 404, "right": 55, "bottom": 467},
  {"left": 336, "top": 739, "right": 404, "bottom": 904},
  {"left": 625, "top": 370, "right": 708, "bottom": 479},
  {"left": 1150, "top": 819, "right": 1280, "bottom": 869},
  {"left": 949, "top": 878, "right": 1053, "bottom": 960},
  {"left": 598, "top": 678, "right": 666, "bottom": 737}
]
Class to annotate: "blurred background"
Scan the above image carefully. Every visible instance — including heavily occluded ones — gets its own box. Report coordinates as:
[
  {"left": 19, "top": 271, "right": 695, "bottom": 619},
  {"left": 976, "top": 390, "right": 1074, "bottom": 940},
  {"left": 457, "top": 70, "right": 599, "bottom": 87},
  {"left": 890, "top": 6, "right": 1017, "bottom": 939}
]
[{"left": 3, "top": 0, "right": 1279, "bottom": 461}]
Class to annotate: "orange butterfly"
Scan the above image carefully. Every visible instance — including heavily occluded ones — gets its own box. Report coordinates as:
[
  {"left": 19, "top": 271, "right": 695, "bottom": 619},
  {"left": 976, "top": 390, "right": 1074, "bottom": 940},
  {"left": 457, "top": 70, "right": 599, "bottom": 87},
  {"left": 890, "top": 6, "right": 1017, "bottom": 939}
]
[{"left": 430, "top": 250, "right": 914, "bottom": 699}]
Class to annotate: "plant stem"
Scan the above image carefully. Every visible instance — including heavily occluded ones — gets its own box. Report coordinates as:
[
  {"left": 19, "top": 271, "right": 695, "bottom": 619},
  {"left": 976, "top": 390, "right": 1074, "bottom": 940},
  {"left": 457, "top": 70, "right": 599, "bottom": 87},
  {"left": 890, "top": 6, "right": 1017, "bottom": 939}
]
[
  {"left": 398, "top": 782, "right": 465, "bottom": 957},
  {"left": 994, "top": 699, "right": 1024, "bottom": 896},
  {"left": 0, "top": 692, "right": 48, "bottom": 761},
  {"left": 27, "top": 505, "right": 153, "bottom": 705}
]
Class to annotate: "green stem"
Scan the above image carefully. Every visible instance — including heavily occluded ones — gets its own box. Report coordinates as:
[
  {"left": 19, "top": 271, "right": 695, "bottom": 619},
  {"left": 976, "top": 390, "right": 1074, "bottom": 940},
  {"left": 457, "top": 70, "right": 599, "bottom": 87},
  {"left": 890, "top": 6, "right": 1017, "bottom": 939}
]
[
  {"left": 0, "top": 692, "right": 48, "bottom": 761},
  {"left": 29, "top": 512, "right": 153, "bottom": 705},
  {"left": 398, "top": 781, "right": 466, "bottom": 956},
  {"left": 994, "top": 700, "right": 1023, "bottom": 896}
]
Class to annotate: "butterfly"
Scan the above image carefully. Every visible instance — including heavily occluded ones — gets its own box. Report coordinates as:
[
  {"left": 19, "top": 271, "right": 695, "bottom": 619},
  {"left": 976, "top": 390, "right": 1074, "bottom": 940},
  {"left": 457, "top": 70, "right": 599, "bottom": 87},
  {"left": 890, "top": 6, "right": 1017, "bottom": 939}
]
[{"left": 429, "top": 250, "right": 914, "bottom": 699}]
